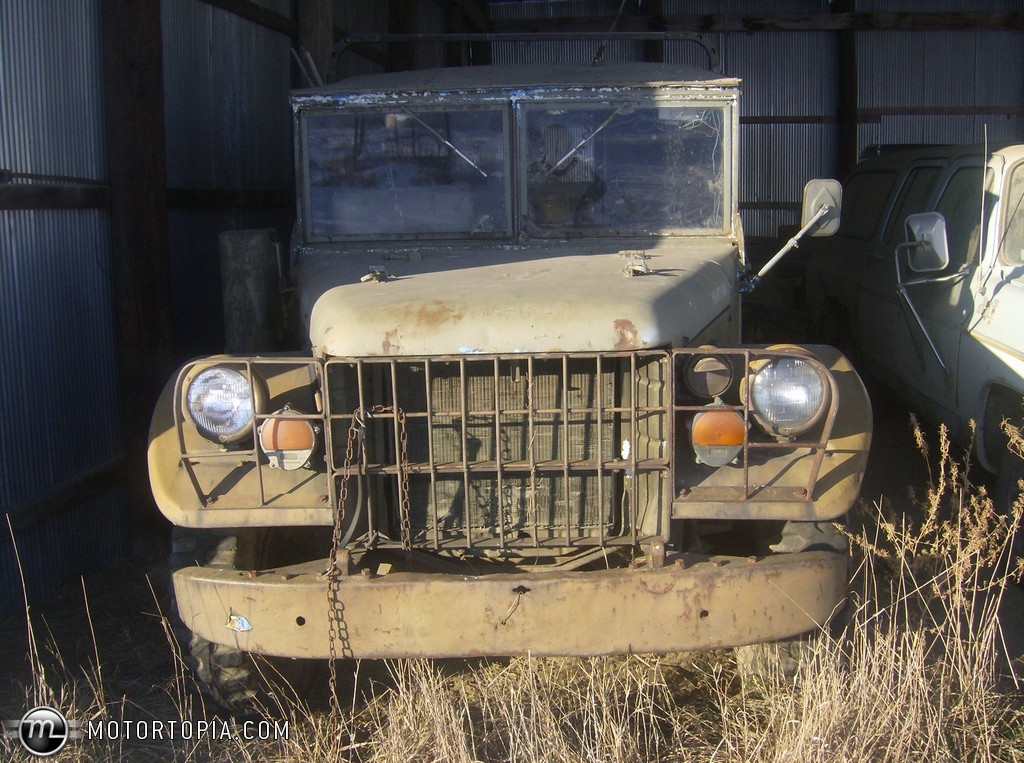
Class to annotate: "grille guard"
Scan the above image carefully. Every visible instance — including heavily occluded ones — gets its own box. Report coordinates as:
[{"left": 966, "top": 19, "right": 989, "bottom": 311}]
[{"left": 170, "top": 347, "right": 855, "bottom": 547}]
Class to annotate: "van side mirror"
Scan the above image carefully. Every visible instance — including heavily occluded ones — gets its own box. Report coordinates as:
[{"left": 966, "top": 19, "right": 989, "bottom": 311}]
[
  {"left": 903, "top": 212, "right": 950, "bottom": 272},
  {"left": 802, "top": 179, "right": 842, "bottom": 236}
]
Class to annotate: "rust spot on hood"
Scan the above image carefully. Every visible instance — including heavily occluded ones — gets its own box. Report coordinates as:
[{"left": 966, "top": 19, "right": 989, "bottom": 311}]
[
  {"left": 414, "top": 300, "right": 465, "bottom": 329},
  {"left": 382, "top": 328, "right": 401, "bottom": 355},
  {"left": 613, "top": 319, "right": 638, "bottom": 350}
]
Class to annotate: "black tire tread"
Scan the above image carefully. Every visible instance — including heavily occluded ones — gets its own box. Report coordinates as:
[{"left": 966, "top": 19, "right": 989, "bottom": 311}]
[{"left": 167, "top": 527, "right": 263, "bottom": 713}]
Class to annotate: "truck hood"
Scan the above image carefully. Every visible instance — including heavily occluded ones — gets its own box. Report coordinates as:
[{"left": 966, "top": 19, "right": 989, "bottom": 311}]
[{"left": 297, "top": 241, "right": 737, "bottom": 357}]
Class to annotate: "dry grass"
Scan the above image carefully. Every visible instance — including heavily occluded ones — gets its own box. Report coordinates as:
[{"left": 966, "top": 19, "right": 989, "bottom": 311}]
[{"left": 3, "top": 422, "right": 1024, "bottom": 762}]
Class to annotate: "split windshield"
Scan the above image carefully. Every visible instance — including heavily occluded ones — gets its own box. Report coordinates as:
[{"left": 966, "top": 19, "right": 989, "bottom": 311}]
[{"left": 302, "top": 100, "right": 727, "bottom": 241}]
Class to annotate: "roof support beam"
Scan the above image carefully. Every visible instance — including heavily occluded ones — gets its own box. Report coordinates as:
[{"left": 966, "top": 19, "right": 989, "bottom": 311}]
[
  {"left": 492, "top": 13, "right": 1024, "bottom": 34},
  {"left": 102, "top": 0, "right": 175, "bottom": 556}
]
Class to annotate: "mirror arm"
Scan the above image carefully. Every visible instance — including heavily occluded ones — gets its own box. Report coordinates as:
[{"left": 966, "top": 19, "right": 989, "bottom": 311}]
[
  {"left": 894, "top": 245, "right": 951, "bottom": 377},
  {"left": 737, "top": 203, "right": 832, "bottom": 293}
]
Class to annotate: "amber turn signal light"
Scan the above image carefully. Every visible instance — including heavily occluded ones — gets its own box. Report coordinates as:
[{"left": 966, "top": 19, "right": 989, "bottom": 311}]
[
  {"left": 691, "top": 408, "right": 745, "bottom": 467},
  {"left": 258, "top": 408, "right": 317, "bottom": 471}
]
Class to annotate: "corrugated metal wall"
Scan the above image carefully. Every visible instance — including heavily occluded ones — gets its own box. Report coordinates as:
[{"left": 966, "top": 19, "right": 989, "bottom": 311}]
[
  {"left": 0, "top": 0, "right": 129, "bottom": 619},
  {"left": 162, "top": 0, "right": 295, "bottom": 356}
]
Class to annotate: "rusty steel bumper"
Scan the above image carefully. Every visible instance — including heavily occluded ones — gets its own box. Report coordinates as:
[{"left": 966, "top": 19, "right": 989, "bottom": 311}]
[{"left": 173, "top": 550, "right": 847, "bottom": 659}]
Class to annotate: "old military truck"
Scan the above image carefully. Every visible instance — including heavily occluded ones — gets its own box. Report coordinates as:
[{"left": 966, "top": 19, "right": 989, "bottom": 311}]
[{"left": 149, "top": 62, "right": 871, "bottom": 708}]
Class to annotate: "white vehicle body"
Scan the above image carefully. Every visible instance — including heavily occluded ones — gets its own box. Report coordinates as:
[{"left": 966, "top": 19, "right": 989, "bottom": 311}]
[{"left": 807, "top": 143, "right": 1024, "bottom": 474}]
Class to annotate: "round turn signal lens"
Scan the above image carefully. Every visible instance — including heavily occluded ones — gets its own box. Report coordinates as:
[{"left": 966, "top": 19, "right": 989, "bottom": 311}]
[
  {"left": 691, "top": 408, "right": 745, "bottom": 467},
  {"left": 692, "top": 409, "right": 745, "bottom": 446},
  {"left": 259, "top": 409, "right": 317, "bottom": 470}
]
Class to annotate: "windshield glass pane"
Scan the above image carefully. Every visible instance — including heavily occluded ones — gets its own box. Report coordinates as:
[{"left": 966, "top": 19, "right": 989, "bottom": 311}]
[
  {"left": 1003, "top": 163, "right": 1024, "bottom": 266},
  {"left": 523, "top": 103, "right": 725, "bottom": 235},
  {"left": 304, "top": 108, "right": 509, "bottom": 240}
]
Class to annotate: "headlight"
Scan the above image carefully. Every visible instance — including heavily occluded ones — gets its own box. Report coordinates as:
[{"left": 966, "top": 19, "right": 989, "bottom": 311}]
[
  {"left": 186, "top": 367, "right": 259, "bottom": 443},
  {"left": 749, "top": 357, "right": 829, "bottom": 436}
]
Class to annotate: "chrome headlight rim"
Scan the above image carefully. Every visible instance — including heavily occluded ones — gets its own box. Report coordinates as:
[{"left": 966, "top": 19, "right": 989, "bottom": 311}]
[
  {"left": 748, "top": 355, "right": 830, "bottom": 437},
  {"left": 184, "top": 365, "right": 266, "bottom": 444}
]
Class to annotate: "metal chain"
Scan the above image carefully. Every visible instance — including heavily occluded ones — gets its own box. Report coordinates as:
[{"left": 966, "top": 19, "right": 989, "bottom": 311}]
[
  {"left": 327, "top": 410, "right": 361, "bottom": 717},
  {"left": 396, "top": 408, "right": 413, "bottom": 559},
  {"left": 365, "top": 405, "right": 412, "bottom": 559},
  {"left": 326, "top": 405, "right": 411, "bottom": 714}
]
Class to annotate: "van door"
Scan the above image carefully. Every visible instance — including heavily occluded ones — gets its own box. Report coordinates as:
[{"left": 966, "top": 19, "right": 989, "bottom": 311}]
[
  {"left": 959, "top": 157, "right": 1024, "bottom": 464},
  {"left": 856, "top": 163, "right": 942, "bottom": 388},
  {"left": 877, "top": 161, "right": 988, "bottom": 429}
]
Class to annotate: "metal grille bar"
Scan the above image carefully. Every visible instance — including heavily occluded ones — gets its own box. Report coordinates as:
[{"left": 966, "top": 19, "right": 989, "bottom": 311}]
[{"left": 325, "top": 351, "right": 671, "bottom": 550}]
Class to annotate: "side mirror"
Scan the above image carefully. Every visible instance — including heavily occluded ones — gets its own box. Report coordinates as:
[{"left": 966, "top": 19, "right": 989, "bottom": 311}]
[
  {"left": 802, "top": 179, "right": 842, "bottom": 236},
  {"left": 904, "top": 212, "right": 950, "bottom": 272}
]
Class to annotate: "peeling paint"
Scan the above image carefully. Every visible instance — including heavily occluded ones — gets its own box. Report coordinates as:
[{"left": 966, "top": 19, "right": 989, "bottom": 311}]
[{"left": 382, "top": 328, "right": 402, "bottom": 355}]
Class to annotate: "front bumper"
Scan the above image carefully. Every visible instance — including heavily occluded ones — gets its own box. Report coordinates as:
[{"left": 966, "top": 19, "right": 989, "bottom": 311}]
[{"left": 174, "top": 549, "right": 846, "bottom": 659}]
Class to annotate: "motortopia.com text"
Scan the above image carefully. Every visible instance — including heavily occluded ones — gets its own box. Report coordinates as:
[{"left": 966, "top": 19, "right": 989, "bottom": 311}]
[{"left": 86, "top": 718, "right": 289, "bottom": 742}]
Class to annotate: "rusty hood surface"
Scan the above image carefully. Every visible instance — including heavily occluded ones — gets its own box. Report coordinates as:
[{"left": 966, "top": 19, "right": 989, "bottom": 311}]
[{"left": 297, "top": 241, "right": 737, "bottom": 357}]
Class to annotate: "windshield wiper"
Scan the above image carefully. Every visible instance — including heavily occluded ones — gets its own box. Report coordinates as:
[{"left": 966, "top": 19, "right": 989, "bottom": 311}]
[
  {"left": 401, "top": 109, "right": 488, "bottom": 178},
  {"left": 544, "top": 104, "right": 628, "bottom": 176}
]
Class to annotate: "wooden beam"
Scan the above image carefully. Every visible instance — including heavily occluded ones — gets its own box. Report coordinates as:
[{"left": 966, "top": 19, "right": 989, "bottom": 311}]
[
  {"left": 432, "top": 0, "right": 489, "bottom": 32},
  {"left": 6, "top": 457, "right": 126, "bottom": 532},
  {"left": 102, "top": 0, "right": 176, "bottom": 556},
  {"left": 443, "top": 1, "right": 469, "bottom": 68},
  {"left": 859, "top": 105, "right": 1024, "bottom": 118},
  {"left": 468, "top": 0, "right": 493, "bottom": 65},
  {"left": 389, "top": 0, "right": 420, "bottom": 71},
  {"left": 298, "top": 0, "right": 333, "bottom": 83},
  {"left": 198, "top": 0, "right": 296, "bottom": 37},
  {"left": 642, "top": 0, "right": 666, "bottom": 63},
  {"left": 492, "top": 13, "right": 1024, "bottom": 34},
  {"left": 835, "top": 0, "right": 860, "bottom": 179},
  {"left": 166, "top": 188, "right": 293, "bottom": 209},
  {"left": 740, "top": 115, "right": 838, "bottom": 124},
  {"left": 0, "top": 184, "right": 108, "bottom": 211}
]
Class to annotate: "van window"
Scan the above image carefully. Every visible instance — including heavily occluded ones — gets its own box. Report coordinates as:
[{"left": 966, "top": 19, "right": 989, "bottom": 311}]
[
  {"left": 934, "top": 166, "right": 985, "bottom": 271},
  {"left": 884, "top": 166, "right": 941, "bottom": 248},
  {"left": 1002, "top": 162, "right": 1024, "bottom": 266},
  {"left": 838, "top": 171, "right": 897, "bottom": 241}
]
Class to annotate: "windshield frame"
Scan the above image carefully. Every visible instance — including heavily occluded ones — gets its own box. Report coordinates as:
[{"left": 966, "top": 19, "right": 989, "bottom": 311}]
[
  {"left": 294, "top": 87, "right": 737, "bottom": 245},
  {"left": 298, "top": 104, "right": 514, "bottom": 243}
]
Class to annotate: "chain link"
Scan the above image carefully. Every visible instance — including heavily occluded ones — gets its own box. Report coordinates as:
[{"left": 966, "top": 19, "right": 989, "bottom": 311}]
[
  {"left": 327, "top": 410, "right": 361, "bottom": 717},
  {"left": 395, "top": 407, "right": 413, "bottom": 559},
  {"left": 326, "top": 405, "right": 411, "bottom": 715}
]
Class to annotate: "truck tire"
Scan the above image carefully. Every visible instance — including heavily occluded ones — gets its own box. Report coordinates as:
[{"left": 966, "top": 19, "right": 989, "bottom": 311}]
[
  {"left": 167, "top": 528, "right": 263, "bottom": 713},
  {"left": 735, "top": 635, "right": 811, "bottom": 687},
  {"left": 734, "top": 520, "right": 846, "bottom": 689},
  {"left": 995, "top": 446, "right": 1024, "bottom": 558}
]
